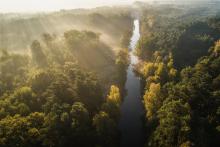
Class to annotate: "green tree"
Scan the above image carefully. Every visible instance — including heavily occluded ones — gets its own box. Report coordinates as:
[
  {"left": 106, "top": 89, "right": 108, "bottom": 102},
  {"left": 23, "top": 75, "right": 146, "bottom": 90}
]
[
  {"left": 30, "top": 40, "right": 47, "bottom": 67},
  {"left": 93, "top": 111, "right": 118, "bottom": 147},
  {"left": 0, "top": 112, "right": 46, "bottom": 147},
  {"left": 149, "top": 100, "right": 191, "bottom": 147}
]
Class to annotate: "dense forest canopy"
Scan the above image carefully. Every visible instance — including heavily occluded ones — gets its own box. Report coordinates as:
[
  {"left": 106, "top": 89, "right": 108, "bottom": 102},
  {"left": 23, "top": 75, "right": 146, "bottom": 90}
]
[
  {"left": 135, "top": 2, "right": 220, "bottom": 147},
  {"left": 1, "top": 1, "right": 220, "bottom": 147},
  {"left": 0, "top": 4, "right": 133, "bottom": 146},
  {"left": 0, "top": 30, "right": 127, "bottom": 147}
]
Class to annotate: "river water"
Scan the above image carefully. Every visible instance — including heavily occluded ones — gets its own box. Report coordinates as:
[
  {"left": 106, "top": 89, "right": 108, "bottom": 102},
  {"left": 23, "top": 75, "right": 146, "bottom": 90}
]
[{"left": 119, "top": 19, "right": 145, "bottom": 147}]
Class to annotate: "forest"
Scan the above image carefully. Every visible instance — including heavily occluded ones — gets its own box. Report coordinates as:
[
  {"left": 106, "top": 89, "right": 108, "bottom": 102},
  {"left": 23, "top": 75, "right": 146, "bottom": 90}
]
[
  {"left": 0, "top": 1, "right": 220, "bottom": 147},
  {"left": 0, "top": 8, "right": 131, "bottom": 146},
  {"left": 135, "top": 2, "right": 220, "bottom": 147}
]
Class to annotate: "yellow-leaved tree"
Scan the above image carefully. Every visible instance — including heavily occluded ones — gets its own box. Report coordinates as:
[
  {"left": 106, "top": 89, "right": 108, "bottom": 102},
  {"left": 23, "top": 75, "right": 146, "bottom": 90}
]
[
  {"left": 143, "top": 82, "right": 162, "bottom": 120},
  {"left": 107, "top": 85, "right": 121, "bottom": 104}
]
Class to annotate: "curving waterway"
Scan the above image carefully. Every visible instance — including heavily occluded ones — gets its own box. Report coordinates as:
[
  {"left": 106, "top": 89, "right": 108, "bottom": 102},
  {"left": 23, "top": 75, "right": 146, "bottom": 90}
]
[{"left": 119, "top": 19, "right": 145, "bottom": 147}]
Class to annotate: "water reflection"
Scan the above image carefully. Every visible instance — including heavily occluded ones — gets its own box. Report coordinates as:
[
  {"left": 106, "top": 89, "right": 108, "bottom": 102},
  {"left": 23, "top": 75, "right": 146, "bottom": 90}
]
[{"left": 119, "top": 19, "right": 145, "bottom": 147}]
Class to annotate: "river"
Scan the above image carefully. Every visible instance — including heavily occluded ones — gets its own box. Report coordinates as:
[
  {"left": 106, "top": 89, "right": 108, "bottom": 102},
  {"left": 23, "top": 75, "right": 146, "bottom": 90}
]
[{"left": 119, "top": 19, "right": 145, "bottom": 147}]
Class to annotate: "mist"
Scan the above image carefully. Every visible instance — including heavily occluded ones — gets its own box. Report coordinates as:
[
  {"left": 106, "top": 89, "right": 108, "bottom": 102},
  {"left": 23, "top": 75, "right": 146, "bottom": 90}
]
[
  {"left": 0, "top": 0, "right": 149, "bottom": 13},
  {"left": 1, "top": 0, "right": 220, "bottom": 147}
]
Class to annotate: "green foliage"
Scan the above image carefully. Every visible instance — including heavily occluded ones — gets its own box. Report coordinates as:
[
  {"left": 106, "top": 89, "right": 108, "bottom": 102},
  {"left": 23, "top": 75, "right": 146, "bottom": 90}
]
[
  {"left": 64, "top": 30, "right": 99, "bottom": 51},
  {"left": 149, "top": 100, "right": 190, "bottom": 147},
  {"left": 0, "top": 28, "right": 123, "bottom": 146},
  {"left": 0, "top": 112, "right": 45, "bottom": 147},
  {"left": 136, "top": 36, "right": 156, "bottom": 59},
  {"left": 0, "top": 6, "right": 134, "bottom": 147},
  {"left": 29, "top": 69, "right": 54, "bottom": 94},
  {"left": 138, "top": 6, "right": 220, "bottom": 146},
  {"left": 0, "top": 50, "right": 29, "bottom": 95},
  {"left": 137, "top": 9, "right": 220, "bottom": 69},
  {"left": 115, "top": 48, "right": 129, "bottom": 89},
  {"left": 30, "top": 40, "right": 47, "bottom": 67},
  {"left": 71, "top": 102, "right": 89, "bottom": 130},
  {"left": 141, "top": 39, "right": 220, "bottom": 147},
  {"left": 116, "top": 48, "right": 129, "bottom": 67},
  {"left": 93, "top": 111, "right": 118, "bottom": 147}
]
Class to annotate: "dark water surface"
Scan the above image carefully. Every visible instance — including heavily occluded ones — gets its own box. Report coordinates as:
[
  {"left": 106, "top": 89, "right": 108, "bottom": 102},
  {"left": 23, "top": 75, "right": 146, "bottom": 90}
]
[{"left": 119, "top": 19, "right": 145, "bottom": 147}]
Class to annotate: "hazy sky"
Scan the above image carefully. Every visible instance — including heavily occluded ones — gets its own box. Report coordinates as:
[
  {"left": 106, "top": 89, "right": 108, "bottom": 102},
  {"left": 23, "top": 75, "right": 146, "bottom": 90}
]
[{"left": 0, "top": 0, "right": 149, "bottom": 12}]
